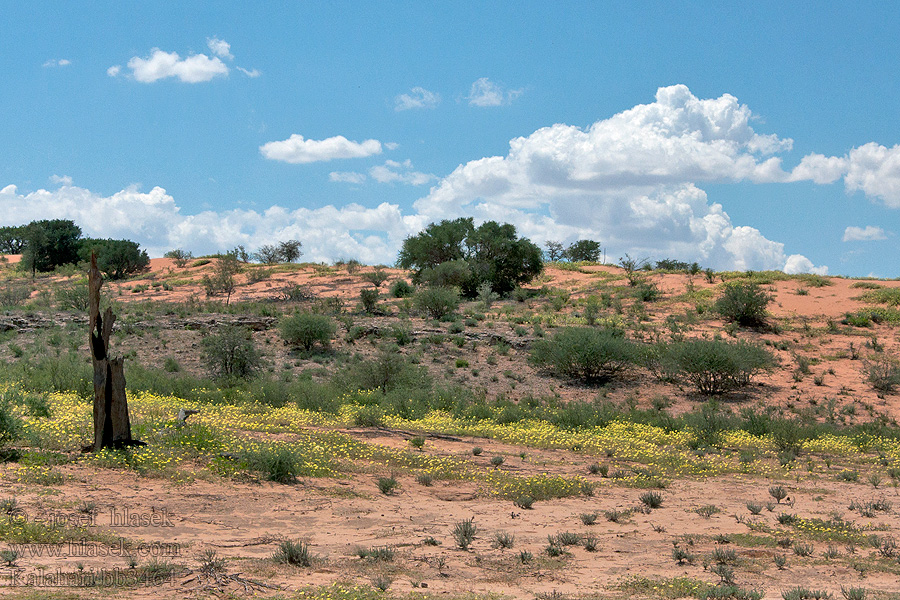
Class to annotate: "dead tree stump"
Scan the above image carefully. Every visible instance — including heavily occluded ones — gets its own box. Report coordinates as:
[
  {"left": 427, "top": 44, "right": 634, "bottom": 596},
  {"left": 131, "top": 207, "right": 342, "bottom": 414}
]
[{"left": 87, "top": 253, "right": 142, "bottom": 451}]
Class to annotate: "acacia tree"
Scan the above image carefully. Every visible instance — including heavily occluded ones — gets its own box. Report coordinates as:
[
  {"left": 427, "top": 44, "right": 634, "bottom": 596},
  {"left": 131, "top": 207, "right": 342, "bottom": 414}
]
[
  {"left": 398, "top": 217, "right": 543, "bottom": 297},
  {"left": 0, "top": 226, "right": 27, "bottom": 254},
  {"left": 544, "top": 241, "right": 565, "bottom": 262},
  {"left": 564, "top": 239, "right": 602, "bottom": 262},
  {"left": 79, "top": 239, "right": 149, "bottom": 280},
  {"left": 21, "top": 219, "right": 82, "bottom": 276}
]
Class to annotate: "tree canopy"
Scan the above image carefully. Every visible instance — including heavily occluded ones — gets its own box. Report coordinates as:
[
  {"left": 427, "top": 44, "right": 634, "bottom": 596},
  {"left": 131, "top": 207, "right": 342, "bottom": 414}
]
[
  {"left": 79, "top": 238, "right": 150, "bottom": 280},
  {"left": 398, "top": 217, "right": 543, "bottom": 297},
  {"left": 21, "top": 219, "right": 82, "bottom": 274}
]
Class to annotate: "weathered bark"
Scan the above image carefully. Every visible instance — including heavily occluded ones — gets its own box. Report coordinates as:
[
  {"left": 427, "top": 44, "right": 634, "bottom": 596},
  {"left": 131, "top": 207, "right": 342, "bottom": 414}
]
[{"left": 88, "top": 253, "right": 141, "bottom": 451}]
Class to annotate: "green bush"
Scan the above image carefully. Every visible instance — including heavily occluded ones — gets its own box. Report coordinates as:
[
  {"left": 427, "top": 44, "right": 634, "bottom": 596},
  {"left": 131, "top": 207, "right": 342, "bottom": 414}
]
[
  {"left": 530, "top": 327, "right": 642, "bottom": 382},
  {"left": 865, "top": 355, "right": 900, "bottom": 392},
  {"left": 244, "top": 444, "right": 302, "bottom": 484},
  {"left": 201, "top": 325, "right": 262, "bottom": 380},
  {"left": 656, "top": 338, "right": 775, "bottom": 395},
  {"left": 413, "top": 286, "right": 460, "bottom": 319},
  {"left": 714, "top": 281, "right": 772, "bottom": 327},
  {"left": 389, "top": 279, "right": 414, "bottom": 298},
  {"left": 279, "top": 313, "right": 336, "bottom": 351},
  {"left": 360, "top": 288, "right": 379, "bottom": 313}
]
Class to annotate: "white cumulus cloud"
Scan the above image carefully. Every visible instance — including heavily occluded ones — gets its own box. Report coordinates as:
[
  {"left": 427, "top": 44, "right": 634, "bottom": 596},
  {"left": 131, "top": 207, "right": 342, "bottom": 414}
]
[
  {"left": 395, "top": 87, "right": 440, "bottom": 111},
  {"left": 843, "top": 225, "right": 888, "bottom": 242},
  {"left": 415, "top": 84, "right": 823, "bottom": 273},
  {"left": 260, "top": 134, "right": 383, "bottom": 164},
  {"left": 844, "top": 143, "right": 900, "bottom": 207},
  {"left": 466, "top": 77, "right": 523, "bottom": 107},
  {"left": 110, "top": 39, "right": 250, "bottom": 83},
  {"left": 42, "top": 59, "right": 71, "bottom": 68},
  {"left": 0, "top": 183, "right": 418, "bottom": 264},
  {"left": 125, "top": 49, "right": 228, "bottom": 83},
  {"left": 206, "top": 37, "right": 233, "bottom": 60}
]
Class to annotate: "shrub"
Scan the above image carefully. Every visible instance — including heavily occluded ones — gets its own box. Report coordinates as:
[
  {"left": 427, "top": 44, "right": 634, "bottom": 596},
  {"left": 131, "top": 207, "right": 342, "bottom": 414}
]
[
  {"left": 377, "top": 476, "right": 398, "bottom": 495},
  {"left": 389, "top": 279, "right": 414, "bottom": 298},
  {"left": 714, "top": 281, "right": 772, "bottom": 327},
  {"left": 273, "top": 540, "right": 313, "bottom": 566},
  {"left": 865, "top": 355, "right": 900, "bottom": 392},
  {"left": 279, "top": 313, "right": 336, "bottom": 351},
  {"left": 452, "top": 517, "right": 477, "bottom": 550},
  {"left": 201, "top": 325, "right": 262, "bottom": 380},
  {"left": 244, "top": 445, "right": 302, "bottom": 483},
  {"left": 639, "top": 491, "right": 663, "bottom": 509},
  {"left": 413, "top": 286, "right": 460, "bottom": 319},
  {"left": 360, "top": 288, "right": 379, "bottom": 313},
  {"left": 656, "top": 339, "right": 775, "bottom": 395},
  {"left": 55, "top": 281, "right": 91, "bottom": 311},
  {"left": 530, "top": 327, "right": 641, "bottom": 382},
  {"left": 361, "top": 269, "right": 389, "bottom": 289},
  {"left": 514, "top": 495, "right": 534, "bottom": 509},
  {"left": 492, "top": 532, "right": 515, "bottom": 549}
]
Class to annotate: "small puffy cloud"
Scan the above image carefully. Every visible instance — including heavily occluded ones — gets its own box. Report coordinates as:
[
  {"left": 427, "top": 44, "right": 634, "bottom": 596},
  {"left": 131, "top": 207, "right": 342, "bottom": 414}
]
[
  {"left": 784, "top": 254, "right": 829, "bottom": 275},
  {"left": 0, "top": 185, "right": 17, "bottom": 195},
  {"left": 329, "top": 171, "right": 366, "bottom": 184},
  {"left": 467, "top": 77, "right": 523, "bottom": 107},
  {"left": 43, "top": 59, "right": 71, "bottom": 68},
  {"left": 395, "top": 87, "right": 440, "bottom": 111},
  {"left": 260, "top": 134, "right": 382, "bottom": 164},
  {"left": 49, "top": 175, "right": 73, "bottom": 186},
  {"left": 369, "top": 160, "right": 435, "bottom": 185},
  {"left": 206, "top": 37, "right": 233, "bottom": 60},
  {"left": 236, "top": 66, "right": 261, "bottom": 78},
  {"left": 843, "top": 225, "right": 888, "bottom": 242},
  {"left": 789, "top": 153, "right": 849, "bottom": 184},
  {"left": 844, "top": 143, "right": 900, "bottom": 207},
  {"left": 126, "top": 49, "right": 228, "bottom": 83},
  {"left": 113, "top": 40, "right": 243, "bottom": 83}
]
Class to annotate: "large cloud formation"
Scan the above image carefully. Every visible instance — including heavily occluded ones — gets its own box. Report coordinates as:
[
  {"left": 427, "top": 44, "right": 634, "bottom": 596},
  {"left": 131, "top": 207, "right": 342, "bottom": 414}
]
[
  {"left": 416, "top": 84, "right": 826, "bottom": 273},
  {"left": 7, "top": 85, "right": 899, "bottom": 271},
  {"left": 0, "top": 183, "right": 414, "bottom": 264}
]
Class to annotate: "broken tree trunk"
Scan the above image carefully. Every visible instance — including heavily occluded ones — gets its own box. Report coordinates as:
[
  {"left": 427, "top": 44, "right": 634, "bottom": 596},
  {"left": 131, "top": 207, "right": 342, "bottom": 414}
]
[{"left": 88, "top": 253, "right": 142, "bottom": 451}]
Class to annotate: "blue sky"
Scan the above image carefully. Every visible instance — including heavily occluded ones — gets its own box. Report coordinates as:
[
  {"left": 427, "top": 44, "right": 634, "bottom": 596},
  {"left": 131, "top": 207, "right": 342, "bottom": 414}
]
[{"left": 2, "top": 2, "right": 900, "bottom": 276}]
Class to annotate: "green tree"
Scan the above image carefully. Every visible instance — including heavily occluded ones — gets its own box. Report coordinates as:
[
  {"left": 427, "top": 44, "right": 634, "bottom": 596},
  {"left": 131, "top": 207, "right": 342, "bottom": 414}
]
[
  {"left": 398, "top": 218, "right": 543, "bottom": 297},
  {"left": 0, "top": 226, "right": 27, "bottom": 254},
  {"left": 564, "top": 240, "right": 602, "bottom": 262},
  {"left": 277, "top": 240, "right": 303, "bottom": 263},
  {"left": 21, "top": 219, "right": 82, "bottom": 275},
  {"left": 79, "top": 238, "right": 149, "bottom": 280},
  {"left": 164, "top": 248, "right": 193, "bottom": 268},
  {"left": 201, "top": 251, "right": 243, "bottom": 304},
  {"left": 544, "top": 240, "right": 565, "bottom": 262}
]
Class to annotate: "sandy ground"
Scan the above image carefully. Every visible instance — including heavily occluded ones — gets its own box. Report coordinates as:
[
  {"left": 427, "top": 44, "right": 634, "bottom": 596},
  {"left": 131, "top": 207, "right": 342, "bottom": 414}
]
[{"left": 1, "top": 257, "right": 900, "bottom": 598}]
